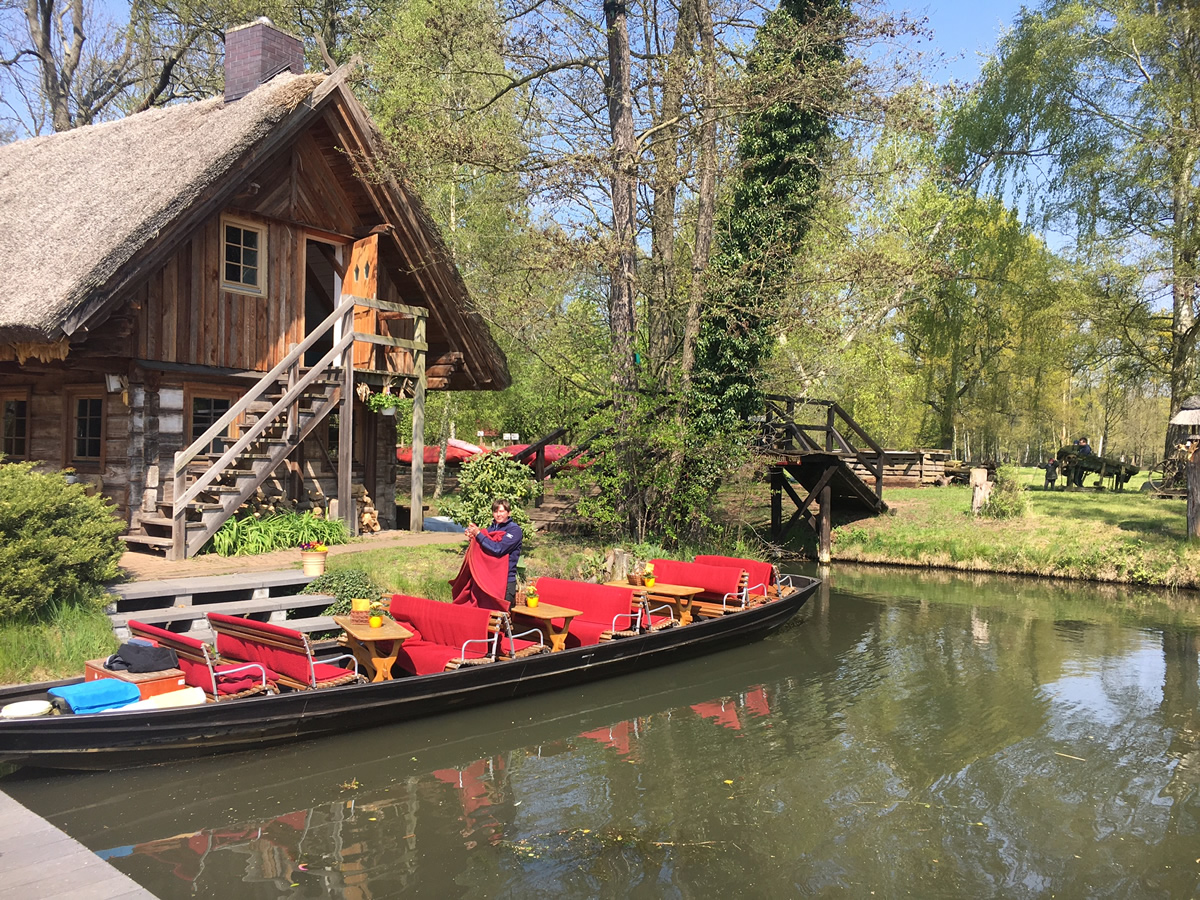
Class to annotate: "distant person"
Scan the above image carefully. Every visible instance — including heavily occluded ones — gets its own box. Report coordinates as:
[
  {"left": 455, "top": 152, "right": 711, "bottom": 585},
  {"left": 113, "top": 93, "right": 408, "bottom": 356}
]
[
  {"left": 1073, "top": 437, "right": 1093, "bottom": 486},
  {"left": 1044, "top": 457, "right": 1059, "bottom": 489}
]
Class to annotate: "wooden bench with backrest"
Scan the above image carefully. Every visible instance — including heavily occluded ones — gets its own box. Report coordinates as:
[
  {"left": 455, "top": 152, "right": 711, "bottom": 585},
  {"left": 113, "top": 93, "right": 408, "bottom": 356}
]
[
  {"left": 388, "top": 594, "right": 505, "bottom": 675},
  {"left": 648, "top": 559, "right": 747, "bottom": 618},
  {"left": 128, "top": 619, "right": 278, "bottom": 702},
  {"left": 533, "top": 578, "right": 651, "bottom": 647},
  {"left": 693, "top": 555, "right": 795, "bottom": 602},
  {"left": 207, "top": 612, "right": 364, "bottom": 691}
]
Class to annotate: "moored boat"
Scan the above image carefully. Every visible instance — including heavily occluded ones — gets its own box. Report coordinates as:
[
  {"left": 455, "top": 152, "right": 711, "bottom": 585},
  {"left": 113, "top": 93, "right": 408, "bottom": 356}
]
[{"left": 0, "top": 575, "right": 819, "bottom": 771}]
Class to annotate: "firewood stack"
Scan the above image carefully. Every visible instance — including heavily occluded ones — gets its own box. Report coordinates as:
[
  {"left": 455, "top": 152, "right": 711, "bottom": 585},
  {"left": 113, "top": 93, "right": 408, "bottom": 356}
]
[{"left": 354, "top": 484, "right": 380, "bottom": 533}]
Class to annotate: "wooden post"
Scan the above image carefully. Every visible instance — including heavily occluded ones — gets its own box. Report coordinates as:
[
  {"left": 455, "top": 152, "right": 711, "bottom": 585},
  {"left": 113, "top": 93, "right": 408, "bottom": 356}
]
[
  {"left": 818, "top": 485, "right": 832, "bottom": 564},
  {"left": 770, "top": 467, "right": 782, "bottom": 539},
  {"left": 410, "top": 311, "right": 426, "bottom": 532},
  {"left": 970, "top": 467, "right": 992, "bottom": 515},
  {"left": 338, "top": 305, "right": 355, "bottom": 534},
  {"left": 1188, "top": 445, "right": 1200, "bottom": 540}
]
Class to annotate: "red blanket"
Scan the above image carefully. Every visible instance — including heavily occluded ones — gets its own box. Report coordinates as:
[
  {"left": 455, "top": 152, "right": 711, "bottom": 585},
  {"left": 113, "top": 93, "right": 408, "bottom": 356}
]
[{"left": 451, "top": 532, "right": 510, "bottom": 611}]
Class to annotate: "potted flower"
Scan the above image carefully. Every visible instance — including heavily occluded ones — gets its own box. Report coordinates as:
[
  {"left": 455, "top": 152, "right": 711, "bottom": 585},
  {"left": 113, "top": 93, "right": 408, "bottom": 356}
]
[
  {"left": 368, "top": 599, "right": 391, "bottom": 628},
  {"left": 299, "top": 541, "right": 329, "bottom": 576},
  {"left": 62, "top": 467, "right": 78, "bottom": 485}
]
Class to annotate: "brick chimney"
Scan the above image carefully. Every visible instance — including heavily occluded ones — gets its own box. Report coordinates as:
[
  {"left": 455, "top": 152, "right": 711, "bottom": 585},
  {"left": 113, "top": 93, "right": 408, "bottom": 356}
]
[{"left": 224, "top": 19, "right": 304, "bottom": 102}]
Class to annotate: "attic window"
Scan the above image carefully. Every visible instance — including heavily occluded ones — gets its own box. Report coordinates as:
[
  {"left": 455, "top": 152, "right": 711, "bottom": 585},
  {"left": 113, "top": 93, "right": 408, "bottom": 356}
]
[{"left": 221, "top": 217, "right": 266, "bottom": 296}]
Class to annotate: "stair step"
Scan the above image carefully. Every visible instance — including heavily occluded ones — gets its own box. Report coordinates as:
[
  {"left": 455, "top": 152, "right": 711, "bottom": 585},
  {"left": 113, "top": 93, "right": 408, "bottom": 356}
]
[
  {"left": 120, "top": 534, "right": 173, "bottom": 548},
  {"left": 138, "top": 515, "right": 207, "bottom": 531}
]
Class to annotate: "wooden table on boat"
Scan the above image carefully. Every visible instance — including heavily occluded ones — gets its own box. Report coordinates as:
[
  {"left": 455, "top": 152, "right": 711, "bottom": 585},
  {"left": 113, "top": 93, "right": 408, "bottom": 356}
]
[
  {"left": 604, "top": 581, "right": 704, "bottom": 626},
  {"left": 334, "top": 615, "right": 413, "bottom": 682},
  {"left": 509, "top": 602, "right": 583, "bottom": 652}
]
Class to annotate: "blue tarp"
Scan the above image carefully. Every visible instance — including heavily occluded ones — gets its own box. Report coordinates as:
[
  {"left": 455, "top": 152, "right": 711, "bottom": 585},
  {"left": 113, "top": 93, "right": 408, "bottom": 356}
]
[{"left": 49, "top": 679, "right": 140, "bottom": 714}]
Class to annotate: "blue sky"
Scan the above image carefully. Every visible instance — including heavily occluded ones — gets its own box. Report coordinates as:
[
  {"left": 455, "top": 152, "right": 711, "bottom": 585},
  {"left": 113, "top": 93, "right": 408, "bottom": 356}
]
[{"left": 896, "top": 0, "right": 1028, "bottom": 82}]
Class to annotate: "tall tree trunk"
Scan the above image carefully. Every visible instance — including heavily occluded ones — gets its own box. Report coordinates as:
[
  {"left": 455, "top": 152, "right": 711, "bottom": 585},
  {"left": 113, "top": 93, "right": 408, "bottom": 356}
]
[
  {"left": 604, "top": 0, "right": 640, "bottom": 533},
  {"left": 647, "top": 1, "right": 694, "bottom": 384},
  {"left": 679, "top": 0, "right": 717, "bottom": 401},
  {"left": 1167, "top": 158, "right": 1199, "bottom": 456}
]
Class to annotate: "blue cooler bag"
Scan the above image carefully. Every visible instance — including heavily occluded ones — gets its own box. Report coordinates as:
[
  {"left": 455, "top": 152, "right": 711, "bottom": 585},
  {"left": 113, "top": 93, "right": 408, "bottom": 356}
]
[{"left": 49, "top": 679, "right": 140, "bottom": 714}]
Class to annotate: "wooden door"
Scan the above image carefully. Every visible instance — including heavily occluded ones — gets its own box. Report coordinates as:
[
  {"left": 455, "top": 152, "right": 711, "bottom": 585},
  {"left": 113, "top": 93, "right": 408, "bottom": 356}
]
[{"left": 346, "top": 234, "right": 379, "bottom": 369}]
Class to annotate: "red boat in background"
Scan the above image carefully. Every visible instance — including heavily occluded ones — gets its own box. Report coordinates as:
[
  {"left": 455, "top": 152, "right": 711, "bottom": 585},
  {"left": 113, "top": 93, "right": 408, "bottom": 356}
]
[{"left": 499, "top": 444, "right": 587, "bottom": 469}]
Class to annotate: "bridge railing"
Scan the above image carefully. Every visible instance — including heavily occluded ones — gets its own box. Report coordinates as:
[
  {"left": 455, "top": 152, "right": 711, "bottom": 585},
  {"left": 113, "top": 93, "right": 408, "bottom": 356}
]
[{"left": 760, "top": 396, "right": 886, "bottom": 498}]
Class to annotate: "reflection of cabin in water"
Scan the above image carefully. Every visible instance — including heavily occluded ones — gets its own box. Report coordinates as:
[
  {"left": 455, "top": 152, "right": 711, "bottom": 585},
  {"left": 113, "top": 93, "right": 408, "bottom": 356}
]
[{"left": 0, "top": 21, "right": 508, "bottom": 558}]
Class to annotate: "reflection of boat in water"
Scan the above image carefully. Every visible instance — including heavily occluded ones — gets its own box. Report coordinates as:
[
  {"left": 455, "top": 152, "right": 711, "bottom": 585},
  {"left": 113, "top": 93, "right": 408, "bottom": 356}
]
[
  {"left": 0, "top": 578, "right": 817, "bottom": 770},
  {"left": 2, "top": 613, "right": 826, "bottom": 859},
  {"left": 78, "top": 677, "right": 793, "bottom": 893}
]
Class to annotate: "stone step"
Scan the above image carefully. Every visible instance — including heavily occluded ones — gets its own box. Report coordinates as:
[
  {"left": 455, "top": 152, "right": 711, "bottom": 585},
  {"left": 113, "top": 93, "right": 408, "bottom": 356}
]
[{"left": 110, "top": 592, "right": 336, "bottom": 634}]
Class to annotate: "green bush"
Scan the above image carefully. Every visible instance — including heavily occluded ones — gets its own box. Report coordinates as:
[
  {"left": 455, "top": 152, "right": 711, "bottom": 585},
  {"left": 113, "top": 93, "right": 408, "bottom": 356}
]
[
  {"left": 439, "top": 451, "right": 539, "bottom": 528},
  {"left": 0, "top": 462, "right": 124, "bottom": 621},
  {"left": 301, "top": 568, "right": 383, "bottom": 616},
  {"left": 981, "top": 464, "right": 1031, "bottom": 520},
  {"left": 207, "top": 511, "right": 350, "bottom": 556}
]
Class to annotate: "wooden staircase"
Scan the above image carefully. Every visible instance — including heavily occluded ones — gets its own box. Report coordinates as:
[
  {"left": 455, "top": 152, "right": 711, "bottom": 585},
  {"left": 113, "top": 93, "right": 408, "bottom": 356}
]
[{"left": 121, "top": 372, "right": 343, "bottom": 556}]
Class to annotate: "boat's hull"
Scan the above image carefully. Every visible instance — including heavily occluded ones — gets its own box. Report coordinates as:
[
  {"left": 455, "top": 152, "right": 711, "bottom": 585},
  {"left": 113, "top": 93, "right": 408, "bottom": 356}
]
[{"left": 0, "top": 577, "right": 817, "bottom": 770}]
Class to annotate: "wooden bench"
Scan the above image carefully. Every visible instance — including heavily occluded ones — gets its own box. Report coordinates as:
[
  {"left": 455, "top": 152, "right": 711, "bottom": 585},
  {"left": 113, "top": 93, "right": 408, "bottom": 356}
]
[
  {"left": 127, "top": 620, "right": 277, "bottom": 701},
  {"left": 207, "top": 613, "right": 365, "bottom": 691},
  {"left": 649, "top": 559, "right": 747, "bottom": 618},
  {"left": 534, "top": 578, "right": 646, "bottom": 647},
  {"left": 693, "top": 555, "right": 794, "bottom": 602},
  {"left": 387, "top": 595, "right": 503, "bottom": 675}
]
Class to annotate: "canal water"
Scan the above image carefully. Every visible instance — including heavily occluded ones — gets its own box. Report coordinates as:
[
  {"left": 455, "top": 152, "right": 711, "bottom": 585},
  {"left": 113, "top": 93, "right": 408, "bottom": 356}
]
[{"left": 5, "top": 565, "right": 1200, "bottom": 898}]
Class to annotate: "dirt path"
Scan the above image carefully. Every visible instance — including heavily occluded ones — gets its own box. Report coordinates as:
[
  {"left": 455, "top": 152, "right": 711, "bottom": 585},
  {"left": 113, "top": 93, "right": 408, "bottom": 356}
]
[{"left": 114, "top": 530, "right": 467, "bottom": 583}]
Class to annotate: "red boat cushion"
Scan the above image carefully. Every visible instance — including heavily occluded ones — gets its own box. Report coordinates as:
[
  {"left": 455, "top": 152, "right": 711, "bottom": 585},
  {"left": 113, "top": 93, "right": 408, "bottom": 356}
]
[
  {"left": 388, "top": 595, "right": 494, "bottom": 674},
  {"left": 535, "top": 578, "right": 638, "bottom": 646},
  {"left": 390, "top": 595, "right": 492, "bottom": 647},
  {"left": 693, "top": 555, "right": 773, "bottom": 594},
  {"left": 209, "top": 613, "right": 326, "bottom": 687},
  {"left": 395, "top": 639, "right": 491, "bottom": 676},
  {"left": 565, "top": 619, "right": 610, "bottom": 648},
  {"left": 212, "top": 662, "right": 279, "bottom": 695},
  {"left": 649, "top": 559, "right": 743, "bottom": 602}
]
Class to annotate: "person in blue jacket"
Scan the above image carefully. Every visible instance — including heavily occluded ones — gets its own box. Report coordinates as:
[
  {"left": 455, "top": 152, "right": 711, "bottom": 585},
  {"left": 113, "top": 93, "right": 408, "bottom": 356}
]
[{"left": 466, "top": 499, "right": 523, "bottom": 605}]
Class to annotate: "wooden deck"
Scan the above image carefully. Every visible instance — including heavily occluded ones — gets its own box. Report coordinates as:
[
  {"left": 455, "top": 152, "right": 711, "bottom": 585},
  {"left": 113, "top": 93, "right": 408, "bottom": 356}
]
[{"left": 0, "top": 790, "right": 156, "bottom": 899}]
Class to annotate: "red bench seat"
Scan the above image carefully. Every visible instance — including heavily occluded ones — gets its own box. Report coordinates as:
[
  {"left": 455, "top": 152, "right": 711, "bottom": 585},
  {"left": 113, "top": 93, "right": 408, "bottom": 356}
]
[
  {"left": 389, "top": 594, "right": 500, "bottom": 675},
  {"left": 534, "top": 578, "right": 643, "bottom": 648},
  {"left": 207, "top": 613, "right": 363, "bottom": 691},
  {"left": 649, "top": 559, "right": 747, "bottom": 615},
  {"left": 128, "top": 620, "right": 277, "bottom": 701}
]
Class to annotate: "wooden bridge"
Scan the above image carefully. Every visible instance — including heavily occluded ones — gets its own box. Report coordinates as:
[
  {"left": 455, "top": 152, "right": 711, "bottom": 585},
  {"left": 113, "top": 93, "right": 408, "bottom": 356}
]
[{"left": 757, "top": 396, "right": 889, "bottom": 562}]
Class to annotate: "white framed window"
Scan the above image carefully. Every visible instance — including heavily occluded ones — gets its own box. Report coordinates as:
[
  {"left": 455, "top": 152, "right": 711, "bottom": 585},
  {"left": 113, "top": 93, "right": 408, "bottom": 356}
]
[{"left": 221, "top": 216, "right": 267, "bottom": 296}]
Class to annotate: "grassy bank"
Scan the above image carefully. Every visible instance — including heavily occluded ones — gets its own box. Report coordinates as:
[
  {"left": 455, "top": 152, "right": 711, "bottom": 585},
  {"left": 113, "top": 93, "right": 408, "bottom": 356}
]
[{"left": 803, "top": 478, "right": 1200, "bottom": 588}]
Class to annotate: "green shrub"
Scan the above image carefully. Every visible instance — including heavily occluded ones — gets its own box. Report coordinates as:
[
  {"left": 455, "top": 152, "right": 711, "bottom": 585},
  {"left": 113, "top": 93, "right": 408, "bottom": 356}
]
[
  {"left": 981, "top": 464, "right": 1031, "bottom": 520},
  {"left": 301, "top": 568, "right": 383, "bottom": 616},
  {"left": 207, "top": 511, "right": 350, "bottom": 556},
  {"left": 439, "top": 452, "right": 539, "bottom": 528},
  {"left": 0, "top": 462, "right": 124, "bottom": 621}
]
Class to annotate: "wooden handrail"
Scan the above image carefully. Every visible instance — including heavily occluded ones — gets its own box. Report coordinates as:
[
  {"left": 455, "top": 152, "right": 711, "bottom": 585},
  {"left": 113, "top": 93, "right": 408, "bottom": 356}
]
[
  {"left": 175, "top": 332, "right": 354, "bottom": 510},
  {"left": 175, "top": 296, "right": 356, "bottom": 474}
]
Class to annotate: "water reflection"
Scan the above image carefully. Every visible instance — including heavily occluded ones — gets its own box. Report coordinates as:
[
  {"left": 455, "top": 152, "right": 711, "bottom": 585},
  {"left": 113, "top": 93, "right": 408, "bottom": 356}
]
[{"left": 7, "top": 564, "right": 1200, "bottom": 897}]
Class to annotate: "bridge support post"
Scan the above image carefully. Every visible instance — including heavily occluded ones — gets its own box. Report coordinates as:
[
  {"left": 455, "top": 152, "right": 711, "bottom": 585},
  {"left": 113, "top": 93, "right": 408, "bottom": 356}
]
[
  {"left": 818, "top": 485, "right": 832, "bottom": 564},
  {"left": 770, "top": 467, "right": 782, "bottom": 539}
]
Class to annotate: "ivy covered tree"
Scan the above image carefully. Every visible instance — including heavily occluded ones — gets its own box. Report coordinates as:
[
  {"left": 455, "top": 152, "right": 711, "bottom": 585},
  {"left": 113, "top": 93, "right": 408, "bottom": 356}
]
[{"left": 691, "top": 0, "right": 849, "bottom": 435}]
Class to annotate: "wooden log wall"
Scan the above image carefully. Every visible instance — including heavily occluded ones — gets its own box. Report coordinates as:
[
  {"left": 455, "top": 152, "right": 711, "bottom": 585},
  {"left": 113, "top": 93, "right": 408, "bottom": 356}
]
[
  {"left": 14, "top": 371, "right": 132, "bottom": 518},
  {"left": 133, "top": 217, "right": 306, "bottom": 373}
]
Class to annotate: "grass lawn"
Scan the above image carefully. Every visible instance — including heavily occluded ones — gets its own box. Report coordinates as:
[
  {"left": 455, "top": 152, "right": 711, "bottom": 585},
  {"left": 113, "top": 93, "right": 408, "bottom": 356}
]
[{"left": 807, "top": 473, "right": 1200, "bottom": 588}]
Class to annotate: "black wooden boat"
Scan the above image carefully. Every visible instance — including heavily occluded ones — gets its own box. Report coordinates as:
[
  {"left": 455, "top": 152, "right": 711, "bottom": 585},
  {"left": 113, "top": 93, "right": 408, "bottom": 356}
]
[{"left": 0, "top": 576, "right": 818, "bottom": 770}]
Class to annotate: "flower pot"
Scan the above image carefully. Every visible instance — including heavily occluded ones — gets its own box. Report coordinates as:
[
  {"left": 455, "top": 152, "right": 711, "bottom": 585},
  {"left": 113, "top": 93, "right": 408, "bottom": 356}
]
[
  {"left": 301, "top": 550, "right": 328, "bottom": 576},
  {"left": 350, "top": 598, "right": 370, "bottom": 625},
  {"left": 381, "top": 406, "right": 395, "bottom": 416}
]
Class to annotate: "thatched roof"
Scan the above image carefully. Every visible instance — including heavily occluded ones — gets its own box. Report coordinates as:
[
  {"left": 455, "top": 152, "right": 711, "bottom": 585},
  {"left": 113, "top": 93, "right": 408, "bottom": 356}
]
[
  {"left": 0, "top": 74, "right": 324, "bottom": 343},
  {"left": 1171, "top": 397, "right": 1200, "bottom": 425}
]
